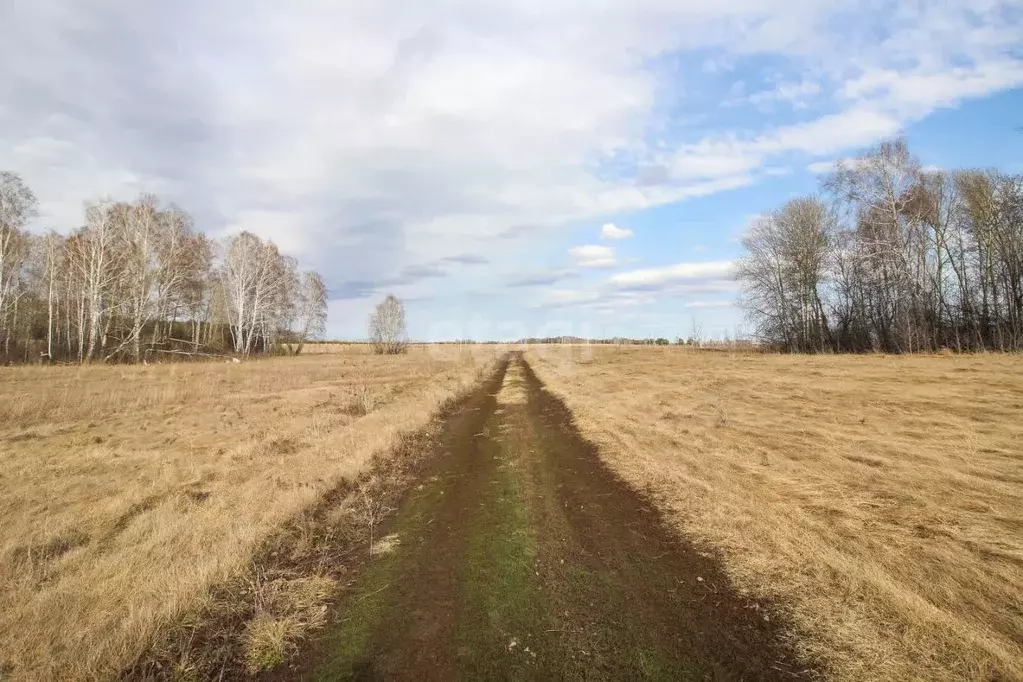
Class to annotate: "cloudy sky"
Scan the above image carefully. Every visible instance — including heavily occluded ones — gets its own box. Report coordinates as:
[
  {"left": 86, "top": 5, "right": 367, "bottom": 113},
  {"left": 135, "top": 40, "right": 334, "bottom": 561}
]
[{"left": 3, "top": 0, "right": 1022, "bottom": 340}]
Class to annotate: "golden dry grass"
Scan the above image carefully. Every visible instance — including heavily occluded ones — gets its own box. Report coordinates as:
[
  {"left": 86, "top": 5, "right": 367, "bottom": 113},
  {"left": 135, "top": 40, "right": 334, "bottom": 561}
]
[
  {"left": 528, "top": 346, "right": 1023, "bottom": 682},
  {"left": 0, "top": 345, "right": 499, "bottom": 681}
]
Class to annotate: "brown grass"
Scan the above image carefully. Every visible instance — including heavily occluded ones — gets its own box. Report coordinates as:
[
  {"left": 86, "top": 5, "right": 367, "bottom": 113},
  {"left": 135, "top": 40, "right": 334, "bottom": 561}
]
[
  {"left": 528, "top": 346, "right": 1023, "bottom": 682},
  {"left": 0, "top": 344, "right": 499, "bottom": 681}
]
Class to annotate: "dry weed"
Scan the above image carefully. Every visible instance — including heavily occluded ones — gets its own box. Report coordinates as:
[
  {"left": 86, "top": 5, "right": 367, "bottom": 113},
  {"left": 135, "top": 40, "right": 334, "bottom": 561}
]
[{"left": 344, "top": 383, "right": 377, "bottom": 417}]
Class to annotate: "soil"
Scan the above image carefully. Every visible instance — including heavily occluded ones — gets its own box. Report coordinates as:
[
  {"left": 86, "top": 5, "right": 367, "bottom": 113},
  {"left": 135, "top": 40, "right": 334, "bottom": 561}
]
[{"left": 278, "top": 353, "right": 817, "bottom": 681}]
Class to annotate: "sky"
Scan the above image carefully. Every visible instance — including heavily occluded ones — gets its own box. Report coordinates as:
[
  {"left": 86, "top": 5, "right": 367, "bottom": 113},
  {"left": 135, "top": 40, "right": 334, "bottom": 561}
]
[{"left": 2, "top": 0, "right": 1022, "bottom": 341}]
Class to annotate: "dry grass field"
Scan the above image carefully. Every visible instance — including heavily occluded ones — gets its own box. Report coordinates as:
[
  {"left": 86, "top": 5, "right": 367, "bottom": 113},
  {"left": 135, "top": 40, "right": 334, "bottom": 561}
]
[
  {"left": 0, "top": 344, "right": 499, "bottom": 681},
  {"left": 528, "top": 347, "right": 1023, "bottom": 681},
  {"left": 3, "top": 342, "right": 1020, "bottom": 681}
]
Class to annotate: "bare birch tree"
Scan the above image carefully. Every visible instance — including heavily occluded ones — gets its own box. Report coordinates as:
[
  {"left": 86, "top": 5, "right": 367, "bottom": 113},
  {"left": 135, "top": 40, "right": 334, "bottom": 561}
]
[
  {"left": 369, "top": 295, "right": 407, "bottom": 354},
  {"left": 76, "top": 200, "right": 127, "bottom": 361},
  {"left": 0, "top": 174, "right": 329, "bottom": 364},
  {"left": 293, "top": 271, "right": 328, "bottom": 355},
  {"left": 0, "top": 172, "right": 37, "bottom": 357}
]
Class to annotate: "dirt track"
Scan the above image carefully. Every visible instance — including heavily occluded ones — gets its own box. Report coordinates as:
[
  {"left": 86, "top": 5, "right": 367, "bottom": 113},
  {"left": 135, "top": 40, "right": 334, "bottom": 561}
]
[{"left": 290, "top": 354, "right": 813, "bottom": 680}]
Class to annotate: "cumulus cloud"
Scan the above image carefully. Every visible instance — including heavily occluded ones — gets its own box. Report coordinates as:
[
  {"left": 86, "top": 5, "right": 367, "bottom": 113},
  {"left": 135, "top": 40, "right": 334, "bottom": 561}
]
[
  {"left": 570, "top": 245, "right": 617, "bottom": 268},
  {"left": 600, "top": 223, "right": 633, "bottom": 239}
]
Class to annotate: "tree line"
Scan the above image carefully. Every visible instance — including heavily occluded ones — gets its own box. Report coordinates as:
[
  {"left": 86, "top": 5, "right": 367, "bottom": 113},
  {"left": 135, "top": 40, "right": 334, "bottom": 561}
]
[
  {"left": 0, "top": 172, "right": 327, "bottom": 364},
  {"left": 737, "top": 138, "right": 1023, "bottom": 353}
]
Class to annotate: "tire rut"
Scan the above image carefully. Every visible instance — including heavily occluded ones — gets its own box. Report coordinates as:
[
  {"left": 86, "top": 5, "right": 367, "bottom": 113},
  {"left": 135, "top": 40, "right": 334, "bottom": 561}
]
[
  {"left": 518, "top": 355, "right": 814, "bottom": 680},
  {"left": 295, "top": 353, "right": 815, "bottom": 681}
]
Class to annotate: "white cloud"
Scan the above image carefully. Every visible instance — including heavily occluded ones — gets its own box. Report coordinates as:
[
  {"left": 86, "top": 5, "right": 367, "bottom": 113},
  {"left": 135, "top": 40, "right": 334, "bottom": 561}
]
[
  {"left": 610, "top": 260, "right": 735, "bottom": 289},
  {"left": 684, "top": 300, "right": 734, "bottom": 308},
  {"left": 746, "top": 79, "right": 822, "bottom": 108},
  {"left": 648, "top": 107, "right": 903, "bottom": 188},
  {"left": 806, "top": 160, "right": 835, "bottom": 174},
  {"left": 755, "top": 108, "right": 903, "bottom": 157},
  {"left": 570, "top": 244, "right": 617, "bottom": 268},
  {"left": 530, "top": 288, "right": 603, "bottom": 309},
  {"left": 545, "top": 289, "right": 602, "bottom": 305},
  {"left": 839, "top": 62, "right": 1023, "bottom": 116},
  {"left": 600, "top": 222, "right": 633, "bottom": 239}
]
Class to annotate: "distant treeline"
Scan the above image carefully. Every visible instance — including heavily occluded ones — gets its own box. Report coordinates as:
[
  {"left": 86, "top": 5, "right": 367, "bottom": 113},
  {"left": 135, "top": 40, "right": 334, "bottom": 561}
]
[
  {"left": 516, "top": 337, "right": 750, "bottom": 346},
  {"left": 737, "top": 138, "right": 1023, "bottom": 353},
  {"left": 0, "top": 172, "right": 327, "bottom": 364},
  {"left": 518, "top": 336, "right": 677, "bottom": 345}
]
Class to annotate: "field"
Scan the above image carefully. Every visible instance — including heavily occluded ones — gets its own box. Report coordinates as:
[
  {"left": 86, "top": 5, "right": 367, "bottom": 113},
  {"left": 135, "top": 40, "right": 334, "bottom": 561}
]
[
  {"left": 529, "top": 347, "right": 1023, "bottom": 681},
  {"left": 1, "top": 345, "right": 1021, "bottom": 681},
  {"left": 0, "top": 344, "right": 499, "bottom": 680}
]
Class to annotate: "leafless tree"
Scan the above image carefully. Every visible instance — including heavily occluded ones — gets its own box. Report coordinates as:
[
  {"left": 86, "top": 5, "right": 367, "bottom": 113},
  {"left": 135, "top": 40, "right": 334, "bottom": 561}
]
[
  {"left": 369, "top": 294, "right": 407, "bottom": 354},
  {"left": 221, "top": 231, "right": 308, "bottom": 357},
  {"left": 76, "top": 200, "right": 128, "bottom": 361},
  {"left": 736, "top": 197, "right": 835, "bottom": 352},
  {"left": 0, "top": 172, "right": 37, "bottom": 356},
  {"left": 0, "top": 174, "right": 328, "bottom": 364},
  {"left": 179, "top": 233, "right": 215, "bottom": 351},
  {"left": 40, "top": 231, "right": 62, "bottom": 360},
  {"left": 738, "top": 137, "right": 1023, "bottom": 353},
  {"left": 293, "top": 271, "right": 328, "bottom": 355}
]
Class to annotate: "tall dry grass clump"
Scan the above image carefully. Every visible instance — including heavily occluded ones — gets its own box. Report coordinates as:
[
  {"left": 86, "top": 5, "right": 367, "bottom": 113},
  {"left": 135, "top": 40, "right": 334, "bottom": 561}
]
[
  {"left": 529, "top": 346, "right": 1023, "bottom": 682},
  {"left": 0, "top": 344, "right": 498, "bottom": 681}
]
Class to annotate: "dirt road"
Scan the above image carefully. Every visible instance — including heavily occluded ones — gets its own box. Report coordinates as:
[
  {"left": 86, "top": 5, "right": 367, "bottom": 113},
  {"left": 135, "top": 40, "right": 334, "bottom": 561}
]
[{"left": 293, "top": 354, "right": 812, "bottom": 680}]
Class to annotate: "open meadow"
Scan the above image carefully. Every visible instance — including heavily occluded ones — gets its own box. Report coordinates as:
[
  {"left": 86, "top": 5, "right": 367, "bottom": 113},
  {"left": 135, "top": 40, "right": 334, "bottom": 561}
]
[
  {"left": 1, "top": 345, "right": 1020, "bottom": 681},
  {"left": 529, "top": 347, "right": 1023, "bottom": 681},
  {"left": 0, "top": 344, "right": 499, "bottom": 680}
]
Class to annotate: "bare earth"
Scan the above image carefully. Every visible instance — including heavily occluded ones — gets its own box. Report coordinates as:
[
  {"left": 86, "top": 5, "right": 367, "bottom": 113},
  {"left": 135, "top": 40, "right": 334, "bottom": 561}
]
[{"left": 280, "top": 353, "right": 810, "bottom": 681}]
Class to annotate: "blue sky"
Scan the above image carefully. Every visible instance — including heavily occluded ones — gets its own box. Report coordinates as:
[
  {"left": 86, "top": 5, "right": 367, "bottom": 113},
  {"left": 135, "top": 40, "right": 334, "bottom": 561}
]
[{"left": 2, "top": 0, "right": 1022, "bottom": 340}]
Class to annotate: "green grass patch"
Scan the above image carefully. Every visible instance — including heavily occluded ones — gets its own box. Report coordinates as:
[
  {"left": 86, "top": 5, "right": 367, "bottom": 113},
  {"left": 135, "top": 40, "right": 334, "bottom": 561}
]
[
  {"left": 310, "top": 476, "right": 450, "bottom": 680},
  {"left": 455, "top": 411, "right": 548, "bottom": 679}
]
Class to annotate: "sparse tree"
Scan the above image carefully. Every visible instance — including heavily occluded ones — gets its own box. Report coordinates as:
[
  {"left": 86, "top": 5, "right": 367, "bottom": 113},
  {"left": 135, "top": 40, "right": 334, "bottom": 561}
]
[
  {"left": 0, "top": 172, "right": 37, "bottom": 358},
  {"left": 736, "top": 196, "right": 835, "bottom": 352},
  {"left": 293, "top": 271, "right": 328, "bottom": 355},
  {"left": 369, "top": 294, "right": 407, "bottom": 354},
  {"left": 222, "top": 231, "right": 292, "bottom": 356}
]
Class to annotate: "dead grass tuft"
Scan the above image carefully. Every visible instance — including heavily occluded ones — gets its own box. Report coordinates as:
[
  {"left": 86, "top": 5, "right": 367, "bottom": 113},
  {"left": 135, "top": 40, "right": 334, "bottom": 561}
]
[
  {"left": 342, "top": 383, "right": 377, "bottom": 417},
  {"left": 241, "top": 573, "right": 335, "bottom": 674}
]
